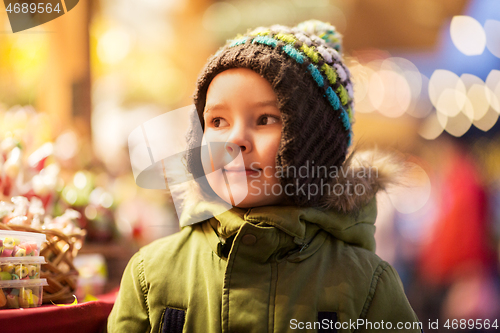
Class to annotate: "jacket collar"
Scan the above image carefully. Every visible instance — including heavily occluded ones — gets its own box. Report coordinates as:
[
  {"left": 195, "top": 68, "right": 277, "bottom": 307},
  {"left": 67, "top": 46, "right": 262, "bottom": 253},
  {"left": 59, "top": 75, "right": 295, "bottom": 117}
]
[{"left": 181, "top": 196, "right": 378, "bottom": 254}]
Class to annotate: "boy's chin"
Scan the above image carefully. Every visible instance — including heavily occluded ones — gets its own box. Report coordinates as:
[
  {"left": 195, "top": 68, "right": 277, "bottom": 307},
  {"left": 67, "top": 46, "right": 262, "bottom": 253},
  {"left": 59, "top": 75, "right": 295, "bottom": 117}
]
[
  {"left": 208, "top": 183, "right": 285, "bottom": 208},
  {"left": 207, "top": 176, "right": 285, "bottom": 208},
  {"left": 223, "top": 193, "right": 286, "bottom": 208}
]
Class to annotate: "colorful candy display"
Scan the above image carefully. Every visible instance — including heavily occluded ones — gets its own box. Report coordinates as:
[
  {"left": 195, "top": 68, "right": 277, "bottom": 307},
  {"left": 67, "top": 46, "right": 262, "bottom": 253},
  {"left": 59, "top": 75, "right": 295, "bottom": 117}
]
[
  {"left": 0, "top": 230, "right": 46, "bottom": 257},
  {"left": 0, "top": 257, "right": 45, "bottom": 280},
  {"left": 0, "top": 195, "right": 84, "bottom": 236},
  {"left": 0, "top": 124, "right": 92, "bottom": 240},
  {"left": 0, "top": 238, "right": 38, "bottom": 257},
  {"left": 0, "top": 231, "right": 47, "bottom": 307},
  {"left": 0, "top": 279, "right": 48, "bottom": 308}
]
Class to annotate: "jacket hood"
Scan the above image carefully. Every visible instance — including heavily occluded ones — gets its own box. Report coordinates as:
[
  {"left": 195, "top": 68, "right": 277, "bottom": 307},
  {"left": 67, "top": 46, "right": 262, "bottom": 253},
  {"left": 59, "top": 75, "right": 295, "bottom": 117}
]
[
  {"left": 177, "top": 149, "right": 407, "bottom": 253},
  {"left": 319, "top": 149, "right": 409, "bottom": 213}
]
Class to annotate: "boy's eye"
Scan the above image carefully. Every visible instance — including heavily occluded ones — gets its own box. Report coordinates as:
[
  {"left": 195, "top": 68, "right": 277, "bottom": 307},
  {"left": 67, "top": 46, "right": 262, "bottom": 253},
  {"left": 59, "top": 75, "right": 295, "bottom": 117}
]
[
  {"left": 212, "top": 117, "right": 229, "bottom": 128},
  {"left": 258, "top": 115, "right": 280, "bottom": 125}
]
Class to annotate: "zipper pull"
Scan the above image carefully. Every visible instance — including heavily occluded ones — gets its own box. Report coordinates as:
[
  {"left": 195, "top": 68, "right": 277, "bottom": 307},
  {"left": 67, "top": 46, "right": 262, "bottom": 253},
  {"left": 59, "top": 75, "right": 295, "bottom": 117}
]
[{"left": 299, "top": 243, "right": 309, "bottom": 253}]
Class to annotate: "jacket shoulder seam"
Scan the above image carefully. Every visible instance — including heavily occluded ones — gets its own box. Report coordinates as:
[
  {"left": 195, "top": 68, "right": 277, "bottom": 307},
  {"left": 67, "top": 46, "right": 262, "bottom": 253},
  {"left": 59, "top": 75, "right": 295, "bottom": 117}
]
[
  {"left": 359, "top": 260, "right": 390, "bottom": 320},
  {"left": 137, "top": 251, "right": 150, "bottom": 317}
]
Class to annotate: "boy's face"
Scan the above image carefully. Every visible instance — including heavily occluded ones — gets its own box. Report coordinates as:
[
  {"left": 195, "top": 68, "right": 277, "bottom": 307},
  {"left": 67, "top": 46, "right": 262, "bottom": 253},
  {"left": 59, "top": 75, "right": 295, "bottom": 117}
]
[{"left": 202, "top": 68, "right": 285, "bottom": 208}]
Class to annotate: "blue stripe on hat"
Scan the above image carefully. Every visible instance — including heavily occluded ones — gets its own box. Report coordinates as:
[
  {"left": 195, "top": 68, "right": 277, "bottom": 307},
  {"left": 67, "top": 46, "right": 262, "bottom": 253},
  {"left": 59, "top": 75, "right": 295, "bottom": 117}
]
[
  {"left": 307, "top": 63, "right": 324, "bottom": 87},
  {"left": 282, "top": 44, "right": 305, "bottom": 64},
  {"left": 229, "top": 37, "right": 248, "bottom": 47},
  {"left": 252, "top": 35, "right": 278, "bottom": 48},
  {"left": 325, "top": 86, "right": 341, "bottom": 110}
]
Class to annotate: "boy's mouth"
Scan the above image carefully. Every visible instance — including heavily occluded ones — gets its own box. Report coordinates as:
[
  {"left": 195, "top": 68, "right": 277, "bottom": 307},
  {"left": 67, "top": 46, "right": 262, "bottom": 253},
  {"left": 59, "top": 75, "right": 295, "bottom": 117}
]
[{"left": 223, "top": 166, "right": 261, "bottom": 176}]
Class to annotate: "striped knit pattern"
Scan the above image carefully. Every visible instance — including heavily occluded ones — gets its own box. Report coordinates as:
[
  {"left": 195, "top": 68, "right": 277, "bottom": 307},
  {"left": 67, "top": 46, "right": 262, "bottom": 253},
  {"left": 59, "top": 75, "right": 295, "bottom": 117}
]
[{"left": 188, "top": 20, "right": 355, "bottom": 207}]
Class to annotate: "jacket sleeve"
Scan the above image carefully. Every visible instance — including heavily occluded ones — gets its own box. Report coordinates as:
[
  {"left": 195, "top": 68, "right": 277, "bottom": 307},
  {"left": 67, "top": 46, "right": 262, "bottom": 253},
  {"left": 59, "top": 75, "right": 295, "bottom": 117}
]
[
  {"left": 356, "top": 262, "right": 422, "bottom": 333},
  {"left": 107, "top": 251, "right": 151, "bottom": 333}
]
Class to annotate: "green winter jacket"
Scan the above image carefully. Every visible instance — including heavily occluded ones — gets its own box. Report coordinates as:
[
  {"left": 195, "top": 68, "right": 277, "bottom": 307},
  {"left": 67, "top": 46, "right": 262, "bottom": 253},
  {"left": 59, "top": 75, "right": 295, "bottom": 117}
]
[{"left": 107, "top": 197, "right": 421, "bottom": 333}]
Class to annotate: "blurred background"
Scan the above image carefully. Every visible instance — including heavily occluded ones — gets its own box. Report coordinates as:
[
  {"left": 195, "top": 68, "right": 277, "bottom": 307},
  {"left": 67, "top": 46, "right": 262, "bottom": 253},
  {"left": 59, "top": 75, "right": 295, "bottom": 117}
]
[{"left": 1, "top": 0, "right": 500, "bottom": 329}]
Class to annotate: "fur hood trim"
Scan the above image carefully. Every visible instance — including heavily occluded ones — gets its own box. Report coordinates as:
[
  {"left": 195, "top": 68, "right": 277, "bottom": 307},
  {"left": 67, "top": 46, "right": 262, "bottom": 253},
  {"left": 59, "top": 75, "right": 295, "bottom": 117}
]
[{"left": 320, "top": 149, "right": 411, "bottom": 214}]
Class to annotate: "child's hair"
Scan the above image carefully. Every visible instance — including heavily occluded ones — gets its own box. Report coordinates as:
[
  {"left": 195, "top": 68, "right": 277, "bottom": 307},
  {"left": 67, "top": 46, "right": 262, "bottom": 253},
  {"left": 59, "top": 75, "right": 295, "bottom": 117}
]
[{"left": 186, "top": 20, "right": 355, "bottom": 207}]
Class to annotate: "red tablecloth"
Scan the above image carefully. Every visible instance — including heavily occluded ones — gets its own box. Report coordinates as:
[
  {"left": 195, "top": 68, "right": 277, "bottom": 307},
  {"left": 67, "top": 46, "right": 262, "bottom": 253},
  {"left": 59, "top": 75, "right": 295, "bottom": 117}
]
[{"left": 0, "top": 290, "right": 117, "bottom": 333}]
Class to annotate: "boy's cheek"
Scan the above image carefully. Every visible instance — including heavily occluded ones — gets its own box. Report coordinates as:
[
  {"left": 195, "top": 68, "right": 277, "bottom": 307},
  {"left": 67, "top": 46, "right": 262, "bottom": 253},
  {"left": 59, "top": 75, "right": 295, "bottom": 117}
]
[
  {"left": 201, "top": 134, "right": 224, "bottom": 172},
  {"left": 200, "top": 146, "right": 213, "bottom": 173}
]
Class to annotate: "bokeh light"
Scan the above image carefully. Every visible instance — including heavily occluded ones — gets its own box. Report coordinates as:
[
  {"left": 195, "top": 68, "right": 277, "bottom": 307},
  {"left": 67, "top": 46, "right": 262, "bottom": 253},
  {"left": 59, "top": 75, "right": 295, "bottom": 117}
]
[
  {"left": 486, "top": 70, "right": 500, "bottom": 113},
  {"left": 350, "top": 57, "right": 422, "bottom": 118},
  {"left": 387, "top": 162, "right": 431, "bottom": 214},
  {"left": 484, "top": 20, "right": 500, "bottom": 58},
  {"left": 436, "top": 88, "right": 466, "bottom": 118},
  {"left": 368, "top": 68, "right": 385, "bottom": 112},
  {"left": 377, "top": 59, "right": 412, "bottom": 118},
  {"left": 350, "top": 61, "right": 377, "bottom": 114},
  {"left": 421, "top": 67, "right": 500, "bottom": 138},
  {"left": 429, "top": 70, "right": 467, "bottom": 117},
  {"left": 444, "top": 111, "right": 472, "bottom": 137},
  {"left": 97, "top": 27, "right": 132, "bottom": 64},
  {"left": 450, "top": 15, "right": 486, "bottom": 56},
  {"left": 467, "top": 84, "right": 490, "bottom": 121},
  {"left": 473, "top": 107, "right": 499, "bottom": 132},
  {"left": 407, "top": 74, "right": 434, "bottom": 119},
  {"left": 202, "top": 2, "right": 241, "bottom": 32},
  {"left": 419, "top": 112, "right": 444, "bottom": 140}
]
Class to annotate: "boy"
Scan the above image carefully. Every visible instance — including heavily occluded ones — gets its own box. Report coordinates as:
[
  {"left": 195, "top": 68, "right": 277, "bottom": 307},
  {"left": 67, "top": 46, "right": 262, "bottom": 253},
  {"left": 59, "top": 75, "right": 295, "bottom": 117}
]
[{"left": 108, "top": 20, "right": 421, "bottom": 332}]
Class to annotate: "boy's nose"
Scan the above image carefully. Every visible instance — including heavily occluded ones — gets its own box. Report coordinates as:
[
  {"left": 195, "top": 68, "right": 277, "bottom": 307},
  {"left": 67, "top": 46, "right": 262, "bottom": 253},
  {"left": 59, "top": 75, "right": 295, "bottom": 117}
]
[
  {"left": 225, "top": 141, "right": 248, "bottom": 154},
  {"left": 226, "top": 128, "right": 252, "bottom": 154},
  {"left": 225, "top": 144, "right": 245, "bottom": 153}
]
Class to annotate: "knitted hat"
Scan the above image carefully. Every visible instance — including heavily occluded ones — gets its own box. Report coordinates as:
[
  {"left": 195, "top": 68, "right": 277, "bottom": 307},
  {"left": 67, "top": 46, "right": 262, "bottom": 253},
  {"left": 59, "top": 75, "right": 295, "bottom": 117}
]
[{"left": 186, "top": 20, "right": 355, "bottom": 207}]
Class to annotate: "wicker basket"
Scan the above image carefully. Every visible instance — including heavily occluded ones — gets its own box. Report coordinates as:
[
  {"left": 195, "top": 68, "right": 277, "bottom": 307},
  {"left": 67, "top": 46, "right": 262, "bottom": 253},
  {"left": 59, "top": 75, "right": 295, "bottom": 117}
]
[{"left": 0, "top": 223, "right": 86, "bottom": 303}]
